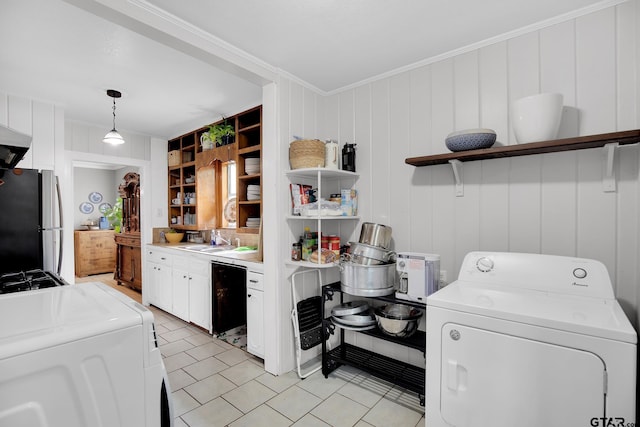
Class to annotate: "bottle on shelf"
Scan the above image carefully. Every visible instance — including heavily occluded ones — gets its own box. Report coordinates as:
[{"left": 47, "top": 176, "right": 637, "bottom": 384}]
[
  {"left": 291, "top": 239, "right": 302, "bottom": 261},
  {"left": 302, "top": 227, "right": 318, "bottom": 261},
  {"left": 342, "top": 142, "right": 357, "bottom": 172}
]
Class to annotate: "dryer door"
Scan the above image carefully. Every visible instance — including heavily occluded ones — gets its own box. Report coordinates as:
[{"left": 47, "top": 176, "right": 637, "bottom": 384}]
[{"left": 441, "top": 323, "right": 605, "bottom": 427}]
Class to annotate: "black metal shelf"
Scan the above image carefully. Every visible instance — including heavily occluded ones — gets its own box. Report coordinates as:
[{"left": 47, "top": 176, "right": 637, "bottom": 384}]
[
  {"left": 321, "top": 282, "right": 426, "bottom": 406},
  {"left": 326, "top": 344, "right": 425, "bottom": 401}
]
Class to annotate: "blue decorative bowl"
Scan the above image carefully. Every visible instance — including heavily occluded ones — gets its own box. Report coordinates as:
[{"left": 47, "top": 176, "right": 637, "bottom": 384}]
[{"left": 445, "top": 128, "right": 497, "bottom": 152}]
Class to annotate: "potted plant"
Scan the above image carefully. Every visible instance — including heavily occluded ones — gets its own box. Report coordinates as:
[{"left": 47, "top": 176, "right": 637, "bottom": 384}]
[
  {"left": 104, "top": 198, "right": 123, "bottom": 233},
  {"left": 200, "top": 130, "right": 215, "bottom": 151},
  {"left": 208, "top": 122, "right": 235, "bottom": 146}
]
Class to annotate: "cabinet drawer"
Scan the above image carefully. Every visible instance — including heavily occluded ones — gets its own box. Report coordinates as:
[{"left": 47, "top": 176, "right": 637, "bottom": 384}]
[
  {"left": 147, "top": 248, "right": 171, "bottom": 265},
  {"left": 172, "top": 254, "right": 189, "bottom": 270},
  {"left": 190, "top": 258, "right": 210, "bottom": 277},
  {"left": 247, "top": 271, "right": 263, "bottom": 291},
  {"left": 115, "top": 234, "right": 141, "bottom": 247}
]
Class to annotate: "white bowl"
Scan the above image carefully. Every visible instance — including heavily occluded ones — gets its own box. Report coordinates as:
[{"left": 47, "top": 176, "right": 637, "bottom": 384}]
[{"left": 512, "top": 93, "right": 563, "bottom": 144}]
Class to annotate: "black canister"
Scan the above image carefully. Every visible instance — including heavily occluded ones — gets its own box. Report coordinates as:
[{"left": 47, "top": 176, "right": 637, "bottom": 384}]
[{"left": 342, "top": 143, "right": 357, "bottom": 172}]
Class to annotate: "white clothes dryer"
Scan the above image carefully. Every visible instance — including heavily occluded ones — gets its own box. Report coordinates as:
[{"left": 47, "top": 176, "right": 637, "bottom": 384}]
[{"left": 426, "top": 252, "right": 636, "bottom": 427}]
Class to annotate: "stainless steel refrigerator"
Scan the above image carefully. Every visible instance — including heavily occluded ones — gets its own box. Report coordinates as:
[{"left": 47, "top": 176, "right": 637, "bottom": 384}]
[{"left": 0, "top": 168, "right": 63, "bottom": 275}]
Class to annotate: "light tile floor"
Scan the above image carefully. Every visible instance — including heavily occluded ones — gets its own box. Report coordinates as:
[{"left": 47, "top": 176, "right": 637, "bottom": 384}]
[{"left": 150, "top": 307, "right": 425, "bottom": 427}]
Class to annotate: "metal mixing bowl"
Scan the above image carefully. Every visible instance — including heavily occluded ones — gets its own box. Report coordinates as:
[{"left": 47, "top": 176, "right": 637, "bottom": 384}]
[{"left": 374, "top": 304, "right": 423, "bottom": 338}]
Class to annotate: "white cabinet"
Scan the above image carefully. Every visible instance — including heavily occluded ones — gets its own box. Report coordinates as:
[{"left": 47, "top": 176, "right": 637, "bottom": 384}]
[
  {"left": 188, "top": 258, "right": 212, "bottom": 332},
  {"left": 171, "top": 265, "right": 190, "bottom": 322},
  {"left": 146, "top": 247, "right": 172, "bottom": 312},
  {"left": 246, "top": 270, "right": 264, "bottom": 358},
  {"left": 145, "top": 246, "right": 212, "bottom": 332}
]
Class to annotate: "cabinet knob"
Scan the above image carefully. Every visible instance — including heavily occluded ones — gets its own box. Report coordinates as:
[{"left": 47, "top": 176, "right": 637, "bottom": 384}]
[{"left": 248, "top": 294, "right": 252, "bottom": 298}]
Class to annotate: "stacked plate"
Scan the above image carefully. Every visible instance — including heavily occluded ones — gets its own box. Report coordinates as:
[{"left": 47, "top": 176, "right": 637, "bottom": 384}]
[
  {"left": 245, "top": 158, "right": 260, "bottom": 175},
  {"left": 245, "top": 217, "right": 261, "bottom": 228},
  {"left": 330, "top": 301, "right": 376, "bottom": 331},
  {"left": 247, "top": 184, "right": 260, "bottom": 201}
]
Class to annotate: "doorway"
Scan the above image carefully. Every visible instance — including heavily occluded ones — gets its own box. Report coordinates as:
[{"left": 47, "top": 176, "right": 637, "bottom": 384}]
[
  {"left": 72, "top": 162, "right": 142, "bottom": 300},
  {"left": 61, "top": 153, "right": 151, "bottom": 305}
]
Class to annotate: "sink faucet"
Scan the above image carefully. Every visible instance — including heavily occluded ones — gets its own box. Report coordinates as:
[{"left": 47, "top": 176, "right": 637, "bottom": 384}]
[{"left": 216, "top": 232, "right": 231, "bottom": 246}]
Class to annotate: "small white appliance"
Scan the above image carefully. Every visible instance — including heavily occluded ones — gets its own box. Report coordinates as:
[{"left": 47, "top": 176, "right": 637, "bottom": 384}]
[
  {"left": 395, "top": 252, "right": 440, "bottom": 303},
  {"left": 324, "top": 140, "right": 340, "bottom": 169},
  {"left": 0, "top": 282, "right": 173, "bottom": 427},
  {"left": 426, "top": 252, "right": 637, "bottom": 427}
]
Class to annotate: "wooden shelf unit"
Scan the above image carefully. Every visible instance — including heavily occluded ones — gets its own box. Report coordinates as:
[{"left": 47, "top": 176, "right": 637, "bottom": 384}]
[
  {"left": 168, "top": 133, "right": 199, "bottom": 230},
  {"left": 405, "top": 129, "right": 640, "bottom": 167},
  {"left": 167, "top": 105, "right": 262, "bottom": 233},
  {"left": 235, "top": 106, "right": 262, "bottom": 233}
]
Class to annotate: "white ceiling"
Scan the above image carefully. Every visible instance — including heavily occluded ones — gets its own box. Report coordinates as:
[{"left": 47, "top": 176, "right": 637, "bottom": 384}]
[{"left": 0, "top": 0, "right": 612, "bottom": 140}]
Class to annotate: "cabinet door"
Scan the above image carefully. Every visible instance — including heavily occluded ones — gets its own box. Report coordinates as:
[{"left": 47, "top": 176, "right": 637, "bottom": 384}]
[
  {"left": 189, "top": 272, "right": 211, "bottom": 331},
  {"left": 172, "top": 268, "right": 190, "bottom": 321},
  {"left": 144, "top": 261, "right": 156, "bottom": 304},
  {"left": 149, "top": 261, "right": 172, "bottom": 312},
  {"left": 119, "top": 245, "right": 134, "bottom": 282},
  {"left": 246, "top": 288, "right": 264, "bottom": 358}
]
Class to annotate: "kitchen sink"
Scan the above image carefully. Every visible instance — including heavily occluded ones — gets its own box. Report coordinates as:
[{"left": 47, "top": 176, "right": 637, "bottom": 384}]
[
  {"left": 176, "top": 244, "right": 235, "bottom": 253},
  {"left": 198, "top": 246, "right": 235, "bottom": 253},
  {"left": 176, "top": 245, "right": 209, "bottom": 251}
]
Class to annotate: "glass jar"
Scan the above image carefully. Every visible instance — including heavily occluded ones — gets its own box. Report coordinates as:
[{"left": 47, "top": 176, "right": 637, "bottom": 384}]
[{"left": 291, "top": 242, "right": 302, "bottom": 261}]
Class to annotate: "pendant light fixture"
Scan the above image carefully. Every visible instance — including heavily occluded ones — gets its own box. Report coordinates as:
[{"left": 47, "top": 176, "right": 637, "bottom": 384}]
[{"left": 103, "top": 89, "right": 125, "bottom": 145}]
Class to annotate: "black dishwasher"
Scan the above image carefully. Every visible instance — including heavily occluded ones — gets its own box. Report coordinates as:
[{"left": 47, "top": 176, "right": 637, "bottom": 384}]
[{"left": 212, "top": 262, "right": 247, "bottom": 335}]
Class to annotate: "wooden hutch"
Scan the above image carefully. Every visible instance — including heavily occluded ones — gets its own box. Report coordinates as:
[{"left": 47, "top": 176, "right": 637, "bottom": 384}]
[{"left": 114, "top": 172, "right": 142, "bottom": 291}]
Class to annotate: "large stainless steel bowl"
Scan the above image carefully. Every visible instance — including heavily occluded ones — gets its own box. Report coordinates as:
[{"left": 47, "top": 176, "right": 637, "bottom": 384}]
[
  {"left": 374, "top": 304, "right": 423, "bottom": 338},
  {"left": 348, "top": 241, "right": 396, "bottom": 265},
  {"left": 358, "top": 222, "right": 393, "bottom": 249},
  {"left": 339, "top": 260, "right": 397, "bottom": 296}
]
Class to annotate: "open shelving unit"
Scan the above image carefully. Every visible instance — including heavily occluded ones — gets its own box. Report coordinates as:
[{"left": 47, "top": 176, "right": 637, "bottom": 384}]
[
  {"left": 321, "top": 282, "right": 426, "bottom": 405},
  {"left": 285, "top": 168, "right": 359, "bottom": 267},
  {"left": 405, "top": 129, "right": 640, "bottom": 167},
  {"left": 405, "top": 129, "right": 640, "bottom": 196},
  {"left": 167, "top": 106, "right": 262, "bottom": 233},
  {"left": 236, "top": 106, "right": 262, "bottom": 233},
  {"left": 168, "top": 133, "right": 199, "bottom": 230}
]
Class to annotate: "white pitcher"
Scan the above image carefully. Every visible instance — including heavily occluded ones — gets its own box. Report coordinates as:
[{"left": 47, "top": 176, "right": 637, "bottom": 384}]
[{"left": 325, "top": 140, "right": 339, "bottom": 169}]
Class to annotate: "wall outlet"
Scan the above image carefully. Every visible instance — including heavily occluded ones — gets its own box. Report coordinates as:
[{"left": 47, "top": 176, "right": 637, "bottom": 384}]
[{"left": 439, "top": 270, "right": 448, "bottom": 288}]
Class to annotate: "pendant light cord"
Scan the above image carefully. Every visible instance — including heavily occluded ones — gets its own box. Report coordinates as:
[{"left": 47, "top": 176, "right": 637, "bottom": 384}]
[{"left": 112, "top": 97, "right": 117, "bottom": 130}]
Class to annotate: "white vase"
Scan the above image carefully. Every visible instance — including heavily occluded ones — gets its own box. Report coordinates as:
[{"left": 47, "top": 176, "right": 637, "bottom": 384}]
[{"left": 512, "top": 93, "right": 564, "bottom": 144}]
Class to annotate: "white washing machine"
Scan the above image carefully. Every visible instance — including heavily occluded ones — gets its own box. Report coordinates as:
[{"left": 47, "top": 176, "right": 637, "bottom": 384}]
[{"left": 426, "top": 252, "right": 637, "bottom": 427}]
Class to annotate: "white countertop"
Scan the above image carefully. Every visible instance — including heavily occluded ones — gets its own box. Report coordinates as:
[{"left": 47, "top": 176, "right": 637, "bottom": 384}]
[{"left": 147, "top": 243, "right": 263, "bottom": 272}]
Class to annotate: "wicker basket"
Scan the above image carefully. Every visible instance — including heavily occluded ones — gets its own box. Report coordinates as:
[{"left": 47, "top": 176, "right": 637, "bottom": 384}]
[
  {"left": 289, "top": 139, "right": 325, "bottom": 169},
  {"left": 168, "top": 150, "right": 181, "bottom": 167}
]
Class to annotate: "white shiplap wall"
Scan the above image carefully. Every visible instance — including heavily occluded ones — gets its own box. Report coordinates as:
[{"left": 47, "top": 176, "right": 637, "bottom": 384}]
[
  {"left": 273, "top": 0, "right": 640, "bottom": 375},
  {"left": 0, "top": 92, "right": 64, "bottom": 171},
  {"left": 321, "top": 2, "right": 640, "bottom": 322}
]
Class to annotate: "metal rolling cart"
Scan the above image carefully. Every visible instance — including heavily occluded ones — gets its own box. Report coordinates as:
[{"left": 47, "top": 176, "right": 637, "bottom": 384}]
[{"left": 321, "top": 281, "right": 426, "bottom": 405}]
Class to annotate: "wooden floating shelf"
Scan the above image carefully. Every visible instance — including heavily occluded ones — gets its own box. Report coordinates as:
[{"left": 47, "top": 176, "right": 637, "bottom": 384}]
[{"left": 405, "top": 129, "right": 640, "bottom": 167}]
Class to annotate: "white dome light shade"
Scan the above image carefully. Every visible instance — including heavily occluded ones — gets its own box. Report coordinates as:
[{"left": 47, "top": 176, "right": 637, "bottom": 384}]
[{"left": 103, "top": 129, "right": 125, "bottom": 145}]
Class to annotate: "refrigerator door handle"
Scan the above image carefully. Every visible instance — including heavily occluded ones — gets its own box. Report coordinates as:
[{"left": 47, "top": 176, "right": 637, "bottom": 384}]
[{"left": 55, "top": 175, "right": 63, "bottom": 277}]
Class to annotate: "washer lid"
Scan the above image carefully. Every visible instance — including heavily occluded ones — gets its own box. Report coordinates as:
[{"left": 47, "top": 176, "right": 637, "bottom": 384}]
[
  {"left": 0, "top": 282, "right": 143, "bottom": 359},
  {"left": 427, "top": 280, "right": 637, "bottom": 344}
]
